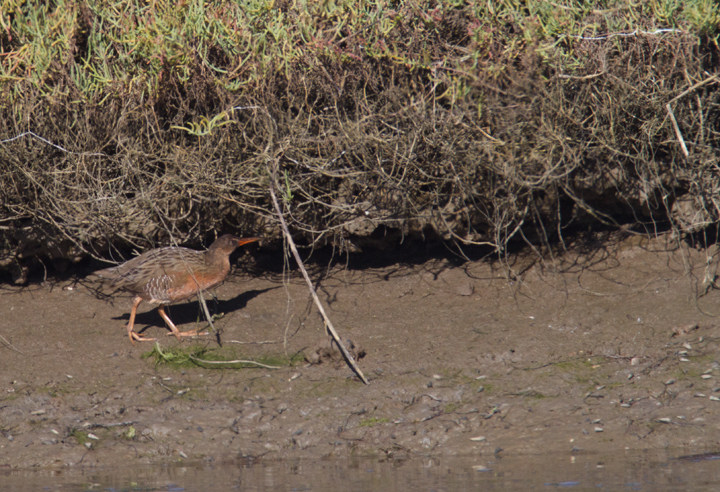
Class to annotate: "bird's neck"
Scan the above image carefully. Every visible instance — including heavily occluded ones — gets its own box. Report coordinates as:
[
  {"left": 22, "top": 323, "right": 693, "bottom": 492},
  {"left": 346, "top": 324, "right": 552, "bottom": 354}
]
[{"left": 205, "top": 249, "right": 231, "bottom": 273}]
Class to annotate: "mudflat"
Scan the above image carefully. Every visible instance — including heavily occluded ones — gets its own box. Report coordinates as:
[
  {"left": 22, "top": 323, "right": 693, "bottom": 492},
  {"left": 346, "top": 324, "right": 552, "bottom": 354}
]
[{"left": 2, "top": 234, "right": 719, "bottom": 469}]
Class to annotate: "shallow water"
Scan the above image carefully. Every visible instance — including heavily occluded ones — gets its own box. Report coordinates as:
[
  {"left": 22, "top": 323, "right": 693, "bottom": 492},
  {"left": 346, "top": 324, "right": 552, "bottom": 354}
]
[{"left": 4, "top": 451, "right": 720, "bottom": 491}]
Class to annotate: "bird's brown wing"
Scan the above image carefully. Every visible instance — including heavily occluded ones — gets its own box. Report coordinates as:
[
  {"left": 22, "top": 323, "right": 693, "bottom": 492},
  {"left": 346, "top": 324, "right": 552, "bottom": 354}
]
[{"left": 95, "top": 247, "right": 205, "bottom": 292}]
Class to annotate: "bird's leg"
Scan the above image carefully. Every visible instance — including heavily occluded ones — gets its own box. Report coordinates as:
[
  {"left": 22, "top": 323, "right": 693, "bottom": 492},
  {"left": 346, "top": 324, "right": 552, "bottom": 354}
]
[
  {"left": 127, "top": 296, "right": 157, "bottom": 345},
  {"left": 157, "top": 305, "right": 209, "bottom": 340}
]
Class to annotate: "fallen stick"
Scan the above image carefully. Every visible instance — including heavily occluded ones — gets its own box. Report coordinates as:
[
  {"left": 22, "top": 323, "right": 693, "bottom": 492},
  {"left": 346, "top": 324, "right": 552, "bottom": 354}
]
[
  {"left": 666, "top": 103, "right": 689, "bottom": 158},
  {"left": 268, "top": 165, "right": 369, "bottom": 384},
  {"left": 225, "top": 339, "right": 281, "bottom": 345},
  {"left": 188, "top": 355, "right": 280, "bottom": 369},
  {"left": 0, "top": 333, "right": 25, "bottom": 355}
]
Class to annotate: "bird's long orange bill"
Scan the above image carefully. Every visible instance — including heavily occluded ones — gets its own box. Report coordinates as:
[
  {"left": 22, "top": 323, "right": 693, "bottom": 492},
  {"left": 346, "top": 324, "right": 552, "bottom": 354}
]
[{"left": 238, "top": 237, "right": 261, "bottom": 247}]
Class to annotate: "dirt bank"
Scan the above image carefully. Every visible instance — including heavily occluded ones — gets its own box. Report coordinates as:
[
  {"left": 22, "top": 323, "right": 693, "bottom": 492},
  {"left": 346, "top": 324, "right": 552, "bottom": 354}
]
[{"left": 2, "top": 234, "right": 720, "bottom": 469}]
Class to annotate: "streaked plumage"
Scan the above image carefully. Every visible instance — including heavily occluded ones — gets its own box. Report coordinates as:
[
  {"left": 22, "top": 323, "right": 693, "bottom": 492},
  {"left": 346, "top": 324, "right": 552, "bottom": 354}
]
[{"left": 94, "top": 235, "right": 260, "bottom": 345}]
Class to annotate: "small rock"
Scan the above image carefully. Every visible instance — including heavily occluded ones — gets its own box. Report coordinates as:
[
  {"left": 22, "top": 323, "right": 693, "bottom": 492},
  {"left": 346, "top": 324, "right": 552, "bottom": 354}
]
[
  {"left": 457, "top": 282, "right": 474, "bottom": 296},
  {"left": 264, "top": 442, "right": 281, "bottom": 452},
  {"left": 672, "top": 323, "right": 698, "bottom": 337},
  {"left": 305, "top": 337, "right": 366, "bottom": 367}
]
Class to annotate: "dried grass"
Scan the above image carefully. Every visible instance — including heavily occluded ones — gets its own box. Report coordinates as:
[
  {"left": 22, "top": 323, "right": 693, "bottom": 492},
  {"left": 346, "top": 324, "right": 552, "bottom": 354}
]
[{"left": 1, "top": 2, "right": 719, "bottom": 281}]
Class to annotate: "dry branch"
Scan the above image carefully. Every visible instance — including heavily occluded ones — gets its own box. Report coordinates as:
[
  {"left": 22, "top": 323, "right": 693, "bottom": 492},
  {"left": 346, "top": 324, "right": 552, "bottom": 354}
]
[
  {"left": 188, "top": 355, "right": 280, "bottom": 369},
  {"left": 1, "top": 30, "right": 719, "bottom": 279},
  {"left": 0, "top": 333, "right": 25, "bottom": 355},
  {"left": 268, "top": 162, "right": 369, "bottom": 385},
  {"left": 666, "top": 103, "right": 689, "bottom": 158}
]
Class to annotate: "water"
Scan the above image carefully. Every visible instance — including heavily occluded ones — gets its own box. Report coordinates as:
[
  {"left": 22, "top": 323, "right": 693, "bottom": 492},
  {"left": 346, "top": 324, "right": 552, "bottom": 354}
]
[{"left": 3, "top": 451, "right": 720, "bottom": 491}]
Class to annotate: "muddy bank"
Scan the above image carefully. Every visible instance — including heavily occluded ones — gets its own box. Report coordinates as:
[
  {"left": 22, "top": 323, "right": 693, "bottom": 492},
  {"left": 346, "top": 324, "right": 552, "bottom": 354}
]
[{"left": 2, "top": 234, "right": 720, "bottom": 469}]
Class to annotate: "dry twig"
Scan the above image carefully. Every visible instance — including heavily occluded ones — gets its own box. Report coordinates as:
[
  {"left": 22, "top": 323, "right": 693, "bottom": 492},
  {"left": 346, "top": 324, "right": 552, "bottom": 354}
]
[
  {"left": 0, "top": 333, "right": 25, "bottom": 355},
  {"left": 188, "top": 355, "right": 280, "bottom": 369},
  {"left": 268, "top": 162, "right": 369, "bottom": 385},
  {"left": 666, "top": 103, "right": 689, "bottom": 158}
]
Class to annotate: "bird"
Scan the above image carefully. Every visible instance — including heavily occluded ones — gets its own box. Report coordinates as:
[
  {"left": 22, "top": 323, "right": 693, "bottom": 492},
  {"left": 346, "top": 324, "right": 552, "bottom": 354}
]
[{"left": 93, "top": 235, "right": 260, "bottom": 345}]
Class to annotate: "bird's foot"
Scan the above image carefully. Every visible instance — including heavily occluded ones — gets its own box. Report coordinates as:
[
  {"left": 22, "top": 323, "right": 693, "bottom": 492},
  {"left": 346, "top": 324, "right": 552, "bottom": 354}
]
[{"left": 130, "top": 331, "right": 157, "bottom": 344}]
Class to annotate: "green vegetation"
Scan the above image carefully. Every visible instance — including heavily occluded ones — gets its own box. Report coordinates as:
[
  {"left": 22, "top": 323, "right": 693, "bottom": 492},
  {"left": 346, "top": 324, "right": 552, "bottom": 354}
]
[
  {"left": 2, "top": 0, "right": 718, "bottom": 100},
  {"left": 68, "top": 428, "right": 93, "bottom": 446},
  {"left": 1, "top": 1, "right": 719, "bottom": 279},
  {"left": 141, "top": 342, "right": 300, "bottom": 369},
  {"left": 443, "top": 402, "right": 460, "bottom": 413},
  {"left": 142, "top": 343, "right": 205, "bottom": 368},
  {"left": 359, "top": 416, "right": 390, "bottom": 427},
  {"left": 124, "top": 425, "right": 136, "bottom": 440}
]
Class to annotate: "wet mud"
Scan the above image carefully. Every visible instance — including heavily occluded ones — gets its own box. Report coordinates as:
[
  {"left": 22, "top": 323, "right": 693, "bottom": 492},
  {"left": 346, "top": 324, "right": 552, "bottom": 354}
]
[{"left": 2, "top": 235, "right": 720, "bottom": 469}]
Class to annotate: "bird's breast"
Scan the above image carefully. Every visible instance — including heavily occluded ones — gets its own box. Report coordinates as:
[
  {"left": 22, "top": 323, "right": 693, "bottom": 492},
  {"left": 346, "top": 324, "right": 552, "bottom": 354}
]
[{"left": 143, "top": 267, "right": 229, "bottom": 304}]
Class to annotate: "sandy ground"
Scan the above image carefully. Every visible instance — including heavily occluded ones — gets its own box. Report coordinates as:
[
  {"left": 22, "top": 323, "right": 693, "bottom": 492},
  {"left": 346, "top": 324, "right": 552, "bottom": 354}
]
[{"left": 2, "top": 234, "right": 720, "bottom": 469}]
